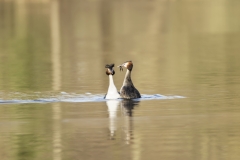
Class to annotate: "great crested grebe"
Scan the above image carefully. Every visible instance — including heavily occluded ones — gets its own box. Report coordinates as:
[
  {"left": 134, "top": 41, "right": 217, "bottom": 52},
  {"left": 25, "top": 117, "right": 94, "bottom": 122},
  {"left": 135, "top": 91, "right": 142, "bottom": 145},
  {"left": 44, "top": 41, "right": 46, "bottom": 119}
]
[
  {"left": 104, "top": 64, "right": 121, "bottom": 99},
  {"left": 118, "top": 61, "right": 141, "bottom": 99}
]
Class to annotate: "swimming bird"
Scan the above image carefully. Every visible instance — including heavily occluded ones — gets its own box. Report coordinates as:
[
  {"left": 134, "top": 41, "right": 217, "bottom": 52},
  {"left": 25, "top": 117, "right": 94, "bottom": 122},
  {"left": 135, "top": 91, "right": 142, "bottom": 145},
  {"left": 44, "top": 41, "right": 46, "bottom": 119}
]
[
  {"left": 118, "top": 61, "right": 141, "bottom": 99},
  {"left": 104, "top": 64, "right": 121, "bottom": 99}
]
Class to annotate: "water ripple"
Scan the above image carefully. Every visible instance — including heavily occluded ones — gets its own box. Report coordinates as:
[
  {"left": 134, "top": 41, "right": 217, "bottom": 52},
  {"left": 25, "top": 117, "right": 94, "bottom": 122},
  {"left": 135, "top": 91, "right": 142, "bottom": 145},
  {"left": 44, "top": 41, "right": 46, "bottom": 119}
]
[{"left": 0, "top": 92, "right": 185, "bottom": 104}]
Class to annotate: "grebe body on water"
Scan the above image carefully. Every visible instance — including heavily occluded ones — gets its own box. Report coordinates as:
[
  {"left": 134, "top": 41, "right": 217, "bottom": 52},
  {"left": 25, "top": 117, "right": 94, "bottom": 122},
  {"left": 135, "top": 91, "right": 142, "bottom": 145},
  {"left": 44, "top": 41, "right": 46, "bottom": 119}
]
[
  {"left": 118, "top": 61, "right": 141, "bottom": 99},
  {"left": 105, "top": 64, "right": 121, "bottom": 99}
]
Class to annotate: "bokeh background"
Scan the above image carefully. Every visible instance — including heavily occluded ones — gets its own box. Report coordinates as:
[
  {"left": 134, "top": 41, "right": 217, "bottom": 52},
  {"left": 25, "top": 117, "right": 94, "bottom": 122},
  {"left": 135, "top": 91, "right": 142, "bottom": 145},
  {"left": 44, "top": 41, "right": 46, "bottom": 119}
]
[{"left": 1, "top": 0, "right": 240, "bottom": 160}]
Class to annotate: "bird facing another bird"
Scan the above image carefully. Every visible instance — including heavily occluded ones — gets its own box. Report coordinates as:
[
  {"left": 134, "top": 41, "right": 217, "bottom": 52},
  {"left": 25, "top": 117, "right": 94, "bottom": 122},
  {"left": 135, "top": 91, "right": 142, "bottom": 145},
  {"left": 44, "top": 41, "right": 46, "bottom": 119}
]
[{"left": 105, "top": 61, "right": 141, "bottom": 100}]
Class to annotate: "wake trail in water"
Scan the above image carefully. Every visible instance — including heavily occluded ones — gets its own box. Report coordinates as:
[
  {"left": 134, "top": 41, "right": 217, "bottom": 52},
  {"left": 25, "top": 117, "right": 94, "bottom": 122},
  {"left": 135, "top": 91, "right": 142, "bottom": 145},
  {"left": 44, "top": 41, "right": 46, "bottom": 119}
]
[{"left": 0, "top": 92, "right": 185, "bottom": 104}]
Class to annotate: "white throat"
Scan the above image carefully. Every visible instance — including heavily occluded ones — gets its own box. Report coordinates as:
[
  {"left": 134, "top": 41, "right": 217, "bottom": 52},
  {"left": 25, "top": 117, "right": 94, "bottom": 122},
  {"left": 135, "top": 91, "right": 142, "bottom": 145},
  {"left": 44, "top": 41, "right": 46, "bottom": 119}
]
[{"left": 105, "top": 75, "right": 120, "bottom": 99}]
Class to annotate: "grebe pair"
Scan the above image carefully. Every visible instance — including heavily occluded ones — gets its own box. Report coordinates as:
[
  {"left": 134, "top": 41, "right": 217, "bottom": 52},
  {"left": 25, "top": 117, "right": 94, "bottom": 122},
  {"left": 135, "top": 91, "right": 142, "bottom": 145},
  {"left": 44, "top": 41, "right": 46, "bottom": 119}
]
[{"left": 105, "top": 61, "right": 141, "bottom": 99}]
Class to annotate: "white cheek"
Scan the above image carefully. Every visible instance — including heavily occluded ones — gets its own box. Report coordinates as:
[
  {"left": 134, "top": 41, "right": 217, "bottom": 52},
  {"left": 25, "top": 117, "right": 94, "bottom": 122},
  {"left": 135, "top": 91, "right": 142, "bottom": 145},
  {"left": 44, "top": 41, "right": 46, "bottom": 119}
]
[
  {"left": 108, "top": 69, "right": 114, "bottom": 74},
  {"left": 124, "top": 63, "right": 128, "bottom": 67}
]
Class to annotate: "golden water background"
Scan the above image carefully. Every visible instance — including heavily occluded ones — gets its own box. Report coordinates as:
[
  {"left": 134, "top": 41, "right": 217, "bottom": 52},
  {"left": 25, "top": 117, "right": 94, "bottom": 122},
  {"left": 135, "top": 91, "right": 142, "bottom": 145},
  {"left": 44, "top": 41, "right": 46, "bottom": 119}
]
[{"left": 0, "top": 0, "right": 240, "bottom": 160}]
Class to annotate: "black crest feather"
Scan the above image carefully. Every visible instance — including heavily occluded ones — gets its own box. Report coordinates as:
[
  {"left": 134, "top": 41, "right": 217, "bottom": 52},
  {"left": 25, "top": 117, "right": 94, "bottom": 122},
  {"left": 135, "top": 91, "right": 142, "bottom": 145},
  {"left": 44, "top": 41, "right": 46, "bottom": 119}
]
[{"left": 105, "top": 64, "right": 114, "bottom": 69}]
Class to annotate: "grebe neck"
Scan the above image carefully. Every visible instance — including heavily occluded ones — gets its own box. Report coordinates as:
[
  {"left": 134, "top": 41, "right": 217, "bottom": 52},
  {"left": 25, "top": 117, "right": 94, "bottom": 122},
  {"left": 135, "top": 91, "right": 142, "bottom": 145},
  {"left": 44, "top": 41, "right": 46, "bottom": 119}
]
[
  {"left": 109, "top": 75, "right": 115, "bottom": 86},
  {"left": 123, "top": 69, "right": 133, "bottom": 86},
  {"left": 108, "top": 75, "right": 117, "bottom": 92}
]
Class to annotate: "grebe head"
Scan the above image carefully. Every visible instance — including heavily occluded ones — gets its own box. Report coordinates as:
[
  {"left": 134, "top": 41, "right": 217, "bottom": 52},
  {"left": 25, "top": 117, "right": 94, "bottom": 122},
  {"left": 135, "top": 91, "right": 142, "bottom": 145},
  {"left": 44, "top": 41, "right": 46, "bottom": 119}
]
[
  {"left": 105, "top": 64, "right": 115, "bottom": 75},
  {"left": 118, "top": 61, "right": 133, "bottom": 71}
]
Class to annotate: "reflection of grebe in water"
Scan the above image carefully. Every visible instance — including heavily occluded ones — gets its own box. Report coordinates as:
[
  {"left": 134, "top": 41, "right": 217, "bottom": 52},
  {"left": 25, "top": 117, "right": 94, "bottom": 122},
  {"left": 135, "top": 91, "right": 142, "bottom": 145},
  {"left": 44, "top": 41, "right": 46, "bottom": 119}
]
[
  {"left": 104, "top": 64, "right": 121, "bottom": 99},
  {"left": 118, "top": 61, "right": 141, "bottom": 99},
  {"left": 121, "top": 99, "right": 139, "bottom": 144},
  {"left": 121, "top": 99, "right": 139, "bottom": 116},
  {"left": 106, "top": 100, "right": 120, "bottom": 139},
  {"left": 106, "top": 99, "right": 140, "bottom": 143}
]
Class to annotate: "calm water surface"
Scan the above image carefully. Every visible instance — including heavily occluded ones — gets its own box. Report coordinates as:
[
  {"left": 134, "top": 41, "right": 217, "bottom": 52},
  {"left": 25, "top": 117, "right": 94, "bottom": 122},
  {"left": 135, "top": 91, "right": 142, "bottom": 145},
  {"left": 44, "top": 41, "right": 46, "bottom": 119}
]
[{"left": 1, "top": 0, "right": 240, "bottom": 160}]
